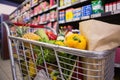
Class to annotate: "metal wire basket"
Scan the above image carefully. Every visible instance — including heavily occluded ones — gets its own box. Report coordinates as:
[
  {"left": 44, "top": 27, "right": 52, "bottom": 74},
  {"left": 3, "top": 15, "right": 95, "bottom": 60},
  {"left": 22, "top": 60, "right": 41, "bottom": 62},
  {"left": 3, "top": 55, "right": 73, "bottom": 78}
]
[{"left": 3, "top": 22, "right": 115, "bottom": 80}]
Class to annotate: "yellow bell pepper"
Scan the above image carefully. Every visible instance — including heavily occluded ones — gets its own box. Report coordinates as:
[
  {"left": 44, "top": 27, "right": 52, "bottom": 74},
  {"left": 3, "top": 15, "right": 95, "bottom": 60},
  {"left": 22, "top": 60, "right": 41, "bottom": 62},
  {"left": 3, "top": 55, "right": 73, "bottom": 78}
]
[
  {"left": 55, "top": 41, "right": 65, "bottom": 46},
  {"left": 64, "top": 34, "right": 87, "bottom": 50}
]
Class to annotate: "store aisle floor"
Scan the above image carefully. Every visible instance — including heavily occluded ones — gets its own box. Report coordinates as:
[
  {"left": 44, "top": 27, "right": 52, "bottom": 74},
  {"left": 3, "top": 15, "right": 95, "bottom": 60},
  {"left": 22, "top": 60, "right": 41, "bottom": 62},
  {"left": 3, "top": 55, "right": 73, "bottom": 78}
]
[
  {"left": 0, "top": 56, "right": 22, "bottom": 80},
  {"left": 0, "top": 57, "right": 13, "bottom": 80}
]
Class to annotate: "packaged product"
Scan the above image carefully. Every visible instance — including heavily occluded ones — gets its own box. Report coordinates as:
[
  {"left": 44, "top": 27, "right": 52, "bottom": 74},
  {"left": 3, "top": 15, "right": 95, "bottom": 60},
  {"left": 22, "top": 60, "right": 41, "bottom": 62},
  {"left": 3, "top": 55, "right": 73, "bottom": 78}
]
[
  {"left": 91, "top": 0, "right": 104, "bottom": 14},
  {"left": 73, "top": 7, "right": 82, "bottom": 20},
  {"left": 53, "top": 22, "right": 58, "bottom": 30},
  {"left": 60, "top": 0, "right": 64, "bottom": 7},
  {"left": 50, "top": 0, "right": 55, "bottom": 7},
  {"left": 64, "top": 0, "right": 71, "bottom": 6},
  {"left": 46, "top": 13, "right": 50, "bottom": 22},
  {"left": 72, "top": 0, "right": 78, "bottom": 3},
  {"left": 66, "top": 8, "right": 74, "bottom": 21},
  {"left": 59, "top": 10, "right": 65, "bottom": 23},
  {"left": 50, "top": 10, "right": 56, "bottom": 20},
  {"left": 82, "top": 5, "right": 92, "bottom": 16}
]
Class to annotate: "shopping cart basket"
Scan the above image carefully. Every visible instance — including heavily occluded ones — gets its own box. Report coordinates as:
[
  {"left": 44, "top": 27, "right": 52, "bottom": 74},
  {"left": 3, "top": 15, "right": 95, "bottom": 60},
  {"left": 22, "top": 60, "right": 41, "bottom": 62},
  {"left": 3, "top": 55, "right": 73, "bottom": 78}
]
[{"left": 3, "top": 22, "right": 115, "bottom": 80}]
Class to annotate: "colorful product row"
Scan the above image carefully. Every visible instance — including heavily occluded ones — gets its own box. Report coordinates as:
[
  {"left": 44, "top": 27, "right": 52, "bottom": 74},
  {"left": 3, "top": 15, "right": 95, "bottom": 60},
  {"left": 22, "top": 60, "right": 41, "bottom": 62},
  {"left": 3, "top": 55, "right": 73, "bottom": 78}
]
[
  {"left": 31, "top": 10, "right": 57, "bottom": 25},
  {"left": 31, "top": 1, "right": 56, "bottom": 17},
  {"left": 32, "top": 0, "right": 56, "bottom": 7},
  {"left": 59, "top": 4, "right": 92, "bottom": 22},
  {"left": 60, "top": 0, "right": 79, "bottom": 7},
  {"left": 105, "top": 0, "right": 120, "bottom": 12}
]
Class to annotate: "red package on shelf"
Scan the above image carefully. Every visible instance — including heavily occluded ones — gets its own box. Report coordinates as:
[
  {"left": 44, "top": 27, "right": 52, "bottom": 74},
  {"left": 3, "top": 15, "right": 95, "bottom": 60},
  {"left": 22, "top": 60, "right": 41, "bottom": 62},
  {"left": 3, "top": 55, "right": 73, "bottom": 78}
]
[
  {"left": 115, "top": 48, "right": 120, "bottom": 63},
  {"left": 50, "top": 0, "right": 55, "bottom": 7}
]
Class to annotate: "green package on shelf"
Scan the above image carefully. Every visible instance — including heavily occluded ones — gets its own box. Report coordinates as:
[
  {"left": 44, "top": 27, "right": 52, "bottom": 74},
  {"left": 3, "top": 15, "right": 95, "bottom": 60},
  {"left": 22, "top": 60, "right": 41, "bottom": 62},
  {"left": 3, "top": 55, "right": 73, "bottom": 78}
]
[{"left": 92, "top": 0, "right": 104, "bottom": 14}]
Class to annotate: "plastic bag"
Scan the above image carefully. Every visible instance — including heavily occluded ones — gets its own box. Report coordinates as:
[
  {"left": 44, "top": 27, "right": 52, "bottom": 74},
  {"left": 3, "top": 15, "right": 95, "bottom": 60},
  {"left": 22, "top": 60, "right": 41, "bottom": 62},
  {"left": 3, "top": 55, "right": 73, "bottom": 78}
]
[{"left": 34, "top": 69, "right": 51, "bottom": 80}]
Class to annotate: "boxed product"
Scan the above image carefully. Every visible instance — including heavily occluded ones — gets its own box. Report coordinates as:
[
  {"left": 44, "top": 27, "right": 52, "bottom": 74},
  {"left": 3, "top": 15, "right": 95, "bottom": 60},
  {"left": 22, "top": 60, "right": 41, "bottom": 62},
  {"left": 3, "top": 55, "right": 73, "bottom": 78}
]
[
  {"left": 66, "top": 8, "right": 74, "bottom": 21},
  {"left": 91, "top": 0, "right": 104, "bottom": 14},
  {"left": 82, "top": 5, "right": 92, "bottom": 17},
  {"left": 115, "top": 48, "right": 120, "bottom": 63},
  {"left": 72, "top": 0, "right": 78, "bottom": 3},
  {"left": 64, "top": 0, "right": 71, "bottom": 6},
  {"left": 46, "top": 13, "right": 50, "bottom": 22},
  {"left": 59, "top": 10, "right": 65, "bottom": 23},
  {"left": 73, "top": 7, "right": 82, "bottom": 20},
  {"left": 60, "top": 0, "right": 64, "bottom": 7},
  {"left": 40, "top": 14, "right": 46, "bottom": 23},
  {"left": 50, "top": 0, "right": 55, "bottom": 7},
  {"left": 50, "top": 10, "right": 56, "bottom": 20}
]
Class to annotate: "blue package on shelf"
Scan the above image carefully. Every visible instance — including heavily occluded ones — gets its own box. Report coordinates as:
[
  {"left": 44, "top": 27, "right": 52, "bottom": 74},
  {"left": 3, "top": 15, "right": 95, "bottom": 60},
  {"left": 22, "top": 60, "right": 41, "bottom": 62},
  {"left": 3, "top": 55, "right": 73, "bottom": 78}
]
[
  {"left": 82, "top": 4, "right": 92, "bottom": 17},
  {"left": 59, "top": 10, "right": 65, "bottom": 23},
  {"left": 73, "top": 8, "right": 82, "bottom": 20}
]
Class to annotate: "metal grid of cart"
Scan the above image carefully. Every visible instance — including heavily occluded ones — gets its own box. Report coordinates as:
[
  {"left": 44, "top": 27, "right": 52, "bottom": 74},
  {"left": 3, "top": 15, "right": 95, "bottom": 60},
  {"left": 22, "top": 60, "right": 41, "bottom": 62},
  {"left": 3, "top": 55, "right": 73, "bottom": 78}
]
[{"left": 3, "top": 22, "right": 115, "bottom": 80}]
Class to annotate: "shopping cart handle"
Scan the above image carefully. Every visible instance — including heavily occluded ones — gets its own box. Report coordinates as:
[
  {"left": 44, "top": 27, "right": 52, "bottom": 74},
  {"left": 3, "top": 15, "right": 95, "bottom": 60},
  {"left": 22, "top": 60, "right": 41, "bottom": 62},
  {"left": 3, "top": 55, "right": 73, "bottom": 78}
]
[{"left": 5, "top": 21, "right": 14, "bottom": 26}]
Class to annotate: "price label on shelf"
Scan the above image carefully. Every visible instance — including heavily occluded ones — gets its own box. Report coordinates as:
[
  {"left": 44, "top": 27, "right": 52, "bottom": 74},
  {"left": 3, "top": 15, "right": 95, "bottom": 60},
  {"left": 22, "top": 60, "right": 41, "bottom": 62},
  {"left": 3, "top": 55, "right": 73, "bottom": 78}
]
[
  {"left": 81, "top": 16, "right": 90, "bottom": 20},
  {"left": 91, "top": 13, "right": 101, "bottom": 18},
  {"left": 80, "top": 0, "right": 87, "bottom": 2},
  {"left": 113, "top": 10, "right": 120, "bottom": 15},
  {"left": 59, "top": 21, "right": 65, "bottom": 24}
]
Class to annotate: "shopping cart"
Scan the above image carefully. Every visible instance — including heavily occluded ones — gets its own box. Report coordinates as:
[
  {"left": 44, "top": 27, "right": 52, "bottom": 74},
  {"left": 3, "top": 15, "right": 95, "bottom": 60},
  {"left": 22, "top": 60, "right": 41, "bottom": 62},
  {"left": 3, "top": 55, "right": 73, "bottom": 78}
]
[{"left": 3, "top": 21, "right": 115, "bottom": 80}]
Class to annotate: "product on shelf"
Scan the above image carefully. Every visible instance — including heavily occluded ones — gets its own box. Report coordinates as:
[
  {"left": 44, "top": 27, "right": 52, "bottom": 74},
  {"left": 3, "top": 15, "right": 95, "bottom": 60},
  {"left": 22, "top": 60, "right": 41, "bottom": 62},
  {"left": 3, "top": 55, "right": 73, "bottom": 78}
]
[
  {"left": 66, "top": 8, "right": 74, "bottom": 21},
  {"left": 71, "top": 0, "right": 78, "bottom": 3},
  {"left": 37, "top": 16, "right": 40, "bottom": 24},
  {"left": 46, "top": 13, "right": 50, "bottom": 22},
  {"left": 40, "top": 14, "right": 46, "bottom": 24},
  {"left": 113, "top": 2, "right": 117, "bottom": 11},
  {"left": 53, "top": 21, "right": 57, "bottom": 31},
  {"left": 59, "top": 10, "right": 65, "bottom": 23},
  {"left": 105, "top": 1, "right": 120, "bottom": 12},
  {"left": 41, "top": 1, "right": 49, "bottom": 11},
  {"left": 73, "top": 7, "right": 82, "bottom": 20},
  {"left": 117, "top": 0, "right": 120, "bottom": 10},
  {"left": 60, "top": 0, "right": 64, "bottom": 7},
  {"left": 50, "top": 0, "right": 56, "bottom": 7},
  {"left": 91, "top": 0, "right": 104, "bottom": 14},
  {"left": 32, "top": 0, "right": 39, "bottom": 6},
  {"left": 64, "top": 0, "right": 71, "bottom": 6},
  {"left": 50, "top": 10, "right": 57, "bottom": 20},
  {"left": 82, "top": 4, "right": 92, "bottom": 16}
]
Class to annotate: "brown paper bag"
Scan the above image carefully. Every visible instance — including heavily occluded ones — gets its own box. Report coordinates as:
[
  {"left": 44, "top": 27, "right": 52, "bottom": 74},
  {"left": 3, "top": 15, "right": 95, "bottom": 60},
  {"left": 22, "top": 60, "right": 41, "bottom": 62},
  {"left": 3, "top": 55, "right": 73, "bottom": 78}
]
[
  {"left": 79, "top": 19, "right": 120, "bottom": 80},
  {"left": 80, "top": 19, "right": 120, "bottom": 51}
]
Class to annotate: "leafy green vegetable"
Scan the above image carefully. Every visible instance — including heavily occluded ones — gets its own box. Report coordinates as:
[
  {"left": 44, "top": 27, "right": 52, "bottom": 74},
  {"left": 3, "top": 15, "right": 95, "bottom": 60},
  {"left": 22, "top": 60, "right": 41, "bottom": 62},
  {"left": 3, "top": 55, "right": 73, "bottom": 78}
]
[
  {"left": 16, "top": 26, "right": 28, "bottom": 37},
  {"left": 34, "top": 46, "right": 56, "bottom": 65}
]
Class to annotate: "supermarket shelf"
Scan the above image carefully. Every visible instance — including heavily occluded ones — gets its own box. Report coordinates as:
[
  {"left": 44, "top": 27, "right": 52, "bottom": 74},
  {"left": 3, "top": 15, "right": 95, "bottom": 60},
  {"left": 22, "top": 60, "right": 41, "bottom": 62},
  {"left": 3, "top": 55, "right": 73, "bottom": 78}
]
[
  {"left": 31, "top": 0, "right": 44, "bottom": 8},
  {"left": 21, "top": 0, "right": 31, "bottom": 6},
  {"left": 58, "top": 0, "right": 88, "bottom": 10},
  {"left": 21, "top": 8, "right": 31, "bottom": 15},
  {"left": 115, "top": 63, "right": 120, "bottom": 68},
  {"left": 31, "top": 5, "right": 57, "bottom": 18},
  {"left": 59, "top": 10, "right": 120, "bottom": 24},
  {"left": 39, "top": 22, "right": 48, "bottom": 25},
  {"left": 50, "top": 19, "right": 57, "bottom": 22}
]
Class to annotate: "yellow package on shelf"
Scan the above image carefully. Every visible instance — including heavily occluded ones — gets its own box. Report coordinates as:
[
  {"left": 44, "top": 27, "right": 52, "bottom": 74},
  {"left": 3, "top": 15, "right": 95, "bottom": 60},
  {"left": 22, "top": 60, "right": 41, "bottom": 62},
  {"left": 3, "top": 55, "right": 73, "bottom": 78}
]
[
  {"left": 65, "top": 8, "right": 74, "bottom": 21},
  {"left": 60, "top": 0, "right": 64, "bottom": 7},
  {"left": 64, "top": 0, "right": 71, "bottom": 6}
]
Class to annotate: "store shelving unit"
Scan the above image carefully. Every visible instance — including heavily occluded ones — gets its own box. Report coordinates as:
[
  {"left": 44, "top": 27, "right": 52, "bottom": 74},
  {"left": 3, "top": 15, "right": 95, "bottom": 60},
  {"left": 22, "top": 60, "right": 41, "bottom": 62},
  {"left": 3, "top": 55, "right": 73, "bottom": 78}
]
[
  {"left": 9, "top": 0, "right": 120, "bottom": 68},
  {"left": 58, "top": 0, "right": 88, "bottom": 10}
]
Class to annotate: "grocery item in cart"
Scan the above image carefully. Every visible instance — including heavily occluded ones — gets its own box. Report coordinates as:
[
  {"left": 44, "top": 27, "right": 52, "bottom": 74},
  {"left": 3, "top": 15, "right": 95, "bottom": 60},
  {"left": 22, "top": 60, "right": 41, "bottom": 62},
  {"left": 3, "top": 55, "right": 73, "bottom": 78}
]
[
  {"left": 80, "top": 19, "right": 120, "bottom": 51},
  {"left": 80, "top": 19, "right": 120, "bottom": 80}
]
